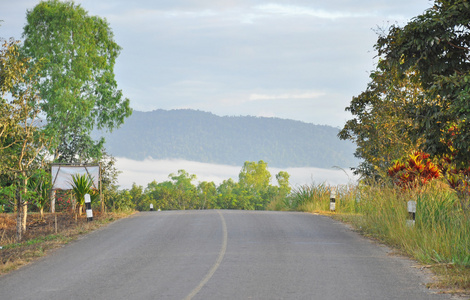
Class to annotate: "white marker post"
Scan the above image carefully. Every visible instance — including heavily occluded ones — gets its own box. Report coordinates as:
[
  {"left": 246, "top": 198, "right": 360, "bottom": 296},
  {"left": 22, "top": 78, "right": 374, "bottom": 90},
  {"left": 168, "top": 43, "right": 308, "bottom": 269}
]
[
  {"left": 407, "top": 200, "right": 416, "bottom": 226},
  {"left": 150, "top": 203, "right": 154, "bottom": 211},
  {"left": 85, "top": 194, "right": 93, "bottom": 222},
  {"left": 330, "top": 189, "right": 336, "bottom": 212}
]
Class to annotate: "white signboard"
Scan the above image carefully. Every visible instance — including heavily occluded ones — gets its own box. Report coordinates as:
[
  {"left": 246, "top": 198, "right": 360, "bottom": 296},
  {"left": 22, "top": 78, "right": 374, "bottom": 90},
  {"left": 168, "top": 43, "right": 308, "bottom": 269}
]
[{"left": 51, "top": 165, "right": 100, "bottom": 190}]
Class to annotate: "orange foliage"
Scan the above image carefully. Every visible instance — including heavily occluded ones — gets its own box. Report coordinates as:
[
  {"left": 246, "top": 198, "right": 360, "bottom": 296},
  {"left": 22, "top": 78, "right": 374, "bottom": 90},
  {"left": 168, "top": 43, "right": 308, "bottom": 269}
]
[{"left": 388, "top": 151, "right": 441, "bottom": 189}]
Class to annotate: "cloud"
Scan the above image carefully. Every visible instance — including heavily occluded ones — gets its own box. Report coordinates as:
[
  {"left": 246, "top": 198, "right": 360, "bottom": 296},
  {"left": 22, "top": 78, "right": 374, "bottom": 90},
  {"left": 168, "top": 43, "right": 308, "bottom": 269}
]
[
  {"left": 249, "top": 91, "right": 326, "bottom": 101},
  {"left": 3, "top": 0, "right": 433, "bottom": 129},
  {"left": 254, "top": 4, "right": 372, "bottom": 20}
]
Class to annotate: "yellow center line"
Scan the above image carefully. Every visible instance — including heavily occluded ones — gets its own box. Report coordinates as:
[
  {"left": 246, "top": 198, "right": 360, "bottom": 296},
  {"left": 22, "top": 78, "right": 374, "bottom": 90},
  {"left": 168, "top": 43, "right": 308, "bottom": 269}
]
[{"left": 184, "top": 210, "right": 228, "bottom": 300}]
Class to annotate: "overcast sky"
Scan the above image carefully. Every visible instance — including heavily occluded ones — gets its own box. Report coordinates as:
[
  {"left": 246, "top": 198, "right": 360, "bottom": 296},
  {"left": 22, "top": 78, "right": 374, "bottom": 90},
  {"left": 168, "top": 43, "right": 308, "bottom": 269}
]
[{"left": 1, "top": 0, "right": 432, "bottom": 127}]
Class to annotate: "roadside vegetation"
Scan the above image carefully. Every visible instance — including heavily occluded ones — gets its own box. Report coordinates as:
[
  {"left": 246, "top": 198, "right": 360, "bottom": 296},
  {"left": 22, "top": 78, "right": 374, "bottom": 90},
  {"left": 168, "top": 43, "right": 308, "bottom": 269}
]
[
  {"left": 270, "top": 1, "right": 470, "bottom": 295},
  {"left": 0, "top": 0, "right": 133, "bottom": 274},
  {"left": 268, "top": 181, "right": 470, "bottom": 295},
  {"left": 1, "top": 0, "right": 469, "bottom": 296}
]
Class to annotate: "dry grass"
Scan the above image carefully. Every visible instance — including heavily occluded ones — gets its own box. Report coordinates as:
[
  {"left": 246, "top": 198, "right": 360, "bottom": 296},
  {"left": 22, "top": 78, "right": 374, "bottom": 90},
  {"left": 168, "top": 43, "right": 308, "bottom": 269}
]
[
  {"left": 273, "top": 182, "right": 470, "bottom": 296},
  {"left": 0, "top": 211, "right": 133, "bottom": 275},
  {"left": 428, "top": 264, "right": 470, "bottom": 296}
]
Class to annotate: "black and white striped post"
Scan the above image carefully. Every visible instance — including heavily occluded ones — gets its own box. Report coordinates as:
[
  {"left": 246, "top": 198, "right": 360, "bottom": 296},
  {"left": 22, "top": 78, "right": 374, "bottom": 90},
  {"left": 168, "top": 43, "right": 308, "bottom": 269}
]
[
  {"left": 407, "top": 200, "right": 416, "bottom": 226},
  {"left": 85, "top": 193, "right": 93, "bottom": 222},
  {"left": 150, "top": 203, "right": 154, "bottom": 211},
  {"left": 330, "top": 188, "right": 336, "bottom": 211}
]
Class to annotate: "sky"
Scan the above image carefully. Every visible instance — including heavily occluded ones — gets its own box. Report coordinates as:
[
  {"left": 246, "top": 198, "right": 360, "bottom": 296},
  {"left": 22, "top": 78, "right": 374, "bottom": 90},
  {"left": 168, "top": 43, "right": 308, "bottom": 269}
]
[
  {"left": 1, "top": 0, "right": 433, "bottom": 128},
  {"left": 1, "top": 0, "right": 433, "bottom": 188}
]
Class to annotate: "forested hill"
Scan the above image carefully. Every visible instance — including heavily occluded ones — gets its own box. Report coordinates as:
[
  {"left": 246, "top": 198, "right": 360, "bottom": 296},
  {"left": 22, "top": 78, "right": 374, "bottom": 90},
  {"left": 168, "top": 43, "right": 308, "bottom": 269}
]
[{"left": 98, "top": 109, "right": 359, "bottom": 169}]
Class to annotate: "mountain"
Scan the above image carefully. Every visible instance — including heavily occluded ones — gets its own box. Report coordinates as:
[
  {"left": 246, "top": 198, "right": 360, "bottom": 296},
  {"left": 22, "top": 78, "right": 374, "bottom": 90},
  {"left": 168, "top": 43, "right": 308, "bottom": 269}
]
[{"left": 97, "top": 109, "right": 359, "bottom": 169}]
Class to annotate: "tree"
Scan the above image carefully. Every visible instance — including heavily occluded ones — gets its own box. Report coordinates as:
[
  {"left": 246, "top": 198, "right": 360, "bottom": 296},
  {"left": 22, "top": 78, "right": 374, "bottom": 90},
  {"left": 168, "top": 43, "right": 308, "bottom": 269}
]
[
  {"left": 97, "top": 150, "right": 121, "bottom": 212},
  {"left": 0, "top": 39, "right": 50, "bottom": 240},
  {"left": 238, "top": 160, "right": 272, "bottom": 210},
  {"left": 22, "top": 0, "right": 132, "bottom": 163},
  {"left": 216, "top": 178, "right": 239, "bottom": 209},
  {"left": 107, "top": 189, "right": 134, "bottom": 212},
  {"left": 169, "top": 170, "right": 197, "bottom": 209},
  {"left": 128, "top": 183, "right": 145, "bottom": 210},
  {"left": 197, "top": 181, "right": 217, "bottom": 209},
  {"left": 147, "top": 181, "right": 177, "bottom": 211},
  {"left": 276, "top": 171, "right": 291, "bottom": 197},
  {"left": 339, "top": 61, "right": 424, "bottom": 180},
  {"left": 376, "top": 0, "right": 470, "bottom": 166}
]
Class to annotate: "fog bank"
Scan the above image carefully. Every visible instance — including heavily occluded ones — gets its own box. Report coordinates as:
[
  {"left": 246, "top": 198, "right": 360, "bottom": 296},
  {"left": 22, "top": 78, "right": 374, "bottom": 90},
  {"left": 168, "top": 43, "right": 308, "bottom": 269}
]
[{"left": 114, "top": 157, "right": 358, "bottom": 189}]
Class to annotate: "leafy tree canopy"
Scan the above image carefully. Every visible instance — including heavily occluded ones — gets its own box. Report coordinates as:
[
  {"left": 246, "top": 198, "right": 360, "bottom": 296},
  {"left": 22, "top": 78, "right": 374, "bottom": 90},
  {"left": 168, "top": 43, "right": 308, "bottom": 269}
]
[
  {"left": 376, "top": 0, "right": 470, "bottom": 166},
  {"left": 239, "top": 160, "right": 271, "bottom": 193},
  {"left": 339, "top": 61, "right": 424, "bottom": 179},
  {"left": 22, "top": 0, "right": 132, "bottom": 163}
]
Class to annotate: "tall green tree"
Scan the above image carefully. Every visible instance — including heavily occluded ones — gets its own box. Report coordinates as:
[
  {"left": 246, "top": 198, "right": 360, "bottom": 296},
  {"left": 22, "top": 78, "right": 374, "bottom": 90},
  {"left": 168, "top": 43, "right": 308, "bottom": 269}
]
[
  {"left": 238, "top": 160, "right": 272, "bottom": 210},
  {"left": 22, "top": 0, "right": 132, "bottom": 163},
  {"left": 197, "top": 181, "right": 217, "bottom": 209},
  {"left": 169, "top": 170, "right": 197, "bottom": 209},
  {"left": 376, "top": 0, "right": 470, "bottom": 166},
  {"left": 339, "top": 62, "right": 424, "bottom": 180},
  {"left": 216, "top": 178, "right": 238, "bottom": 209}
]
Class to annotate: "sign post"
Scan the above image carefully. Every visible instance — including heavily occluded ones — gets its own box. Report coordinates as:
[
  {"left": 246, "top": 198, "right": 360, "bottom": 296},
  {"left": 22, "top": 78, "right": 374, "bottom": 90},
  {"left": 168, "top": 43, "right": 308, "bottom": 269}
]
[
  {"left": 330, "top": 189, "right": 336, "bottom": 211},
  {"left": 407, "top": 200, "right": 416, "bottom": 226},
  {"left": 85, "top": 194, "right": 93, "bottom": 222}
]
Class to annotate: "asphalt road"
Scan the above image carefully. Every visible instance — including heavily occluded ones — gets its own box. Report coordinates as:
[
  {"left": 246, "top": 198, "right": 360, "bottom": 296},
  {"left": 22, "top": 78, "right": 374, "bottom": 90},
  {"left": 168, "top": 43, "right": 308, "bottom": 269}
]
[{"left": 0, "top": 210, "right": 456, "bottom": 299}]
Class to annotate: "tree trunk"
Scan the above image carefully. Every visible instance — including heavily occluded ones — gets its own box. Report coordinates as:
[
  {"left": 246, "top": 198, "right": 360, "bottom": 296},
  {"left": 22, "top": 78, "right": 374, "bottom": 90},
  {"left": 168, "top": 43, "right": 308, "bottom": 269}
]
[
  {"left": 16, "top": 189, "right": 22, "bottom": 242},
  {"left": 16, "top": 208, "right": 22, "bottom": 242},
  {"left": 22, "top": 203, "right": 27, "bottom": 233},
  {"left": 21, "top": 177, "right": 28, "bottom": 233},
  {"left": 40, "top": 207, "right": 44, "bottom": 220}
]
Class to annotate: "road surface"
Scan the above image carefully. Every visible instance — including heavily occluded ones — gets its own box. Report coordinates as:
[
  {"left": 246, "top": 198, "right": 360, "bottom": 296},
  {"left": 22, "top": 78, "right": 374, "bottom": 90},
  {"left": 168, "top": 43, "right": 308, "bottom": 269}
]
[{"left": 0, "top": 210, "right": 455, "bottom": 299}]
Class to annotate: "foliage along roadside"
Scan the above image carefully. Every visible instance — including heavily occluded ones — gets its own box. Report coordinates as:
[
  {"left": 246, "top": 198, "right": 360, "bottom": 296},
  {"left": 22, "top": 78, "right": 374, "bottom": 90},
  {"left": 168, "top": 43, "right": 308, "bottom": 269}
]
[
  {"left": 339, "top": 0, "right": 470, "bottom": 209},
  {"left": 1, "top": 0, "right": 131, "bottom": 242},
  {"left": 334, "top": 4, "right": 470, "bottom": 293}
]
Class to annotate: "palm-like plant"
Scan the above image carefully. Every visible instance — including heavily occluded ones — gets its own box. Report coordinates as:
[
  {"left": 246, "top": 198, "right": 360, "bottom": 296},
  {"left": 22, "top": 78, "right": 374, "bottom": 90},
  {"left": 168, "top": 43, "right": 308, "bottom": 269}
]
[
  {"left": 28, "top": 169, "right": 51, "bottom": 220},
  {"left": 71, "top": 174, "right": 94, "bottom": 215}
]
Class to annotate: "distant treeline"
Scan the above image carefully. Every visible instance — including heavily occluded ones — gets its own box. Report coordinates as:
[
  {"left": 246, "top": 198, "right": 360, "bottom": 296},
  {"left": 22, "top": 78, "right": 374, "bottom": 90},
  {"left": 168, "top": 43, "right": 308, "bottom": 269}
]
[
  {"left": 106, "top": 161, "right": 291, "bottom": 211},
  {"left": 98, "top": 109, "right": 359, "bottom": 168}
]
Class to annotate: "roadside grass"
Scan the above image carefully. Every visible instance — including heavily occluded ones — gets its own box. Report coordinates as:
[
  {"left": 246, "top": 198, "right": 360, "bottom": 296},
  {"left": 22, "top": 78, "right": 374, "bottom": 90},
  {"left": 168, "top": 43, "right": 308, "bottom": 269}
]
[
  {"left": 272, "top": 181, "right": 470, "bottom": 295},
  {"left": 0, "top": 211, "right": 133, "bottom": 275}
]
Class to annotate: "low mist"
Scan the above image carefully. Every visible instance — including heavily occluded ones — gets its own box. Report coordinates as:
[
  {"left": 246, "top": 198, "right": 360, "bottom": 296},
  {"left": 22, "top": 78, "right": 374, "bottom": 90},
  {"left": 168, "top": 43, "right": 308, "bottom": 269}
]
[{"left": 114, "top": 157, "right": 358, "bottom": 189}]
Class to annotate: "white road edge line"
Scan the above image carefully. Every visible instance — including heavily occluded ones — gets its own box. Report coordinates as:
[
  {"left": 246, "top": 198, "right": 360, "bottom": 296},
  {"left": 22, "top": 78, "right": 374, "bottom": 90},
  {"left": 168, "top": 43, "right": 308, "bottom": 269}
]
[{"left": 184, "top": 210, "right": 228, "bottom": 300}]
